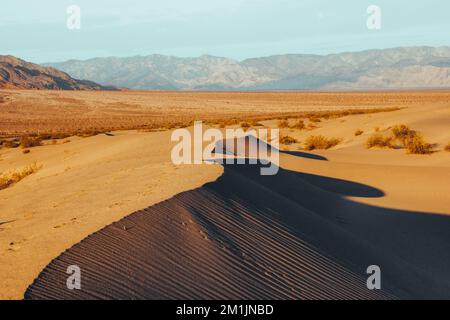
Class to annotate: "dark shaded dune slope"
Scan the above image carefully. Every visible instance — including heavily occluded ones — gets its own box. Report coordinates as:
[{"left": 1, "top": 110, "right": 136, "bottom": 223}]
[{"left": 25, "top": 158, "right": 450, "bottom": 299}]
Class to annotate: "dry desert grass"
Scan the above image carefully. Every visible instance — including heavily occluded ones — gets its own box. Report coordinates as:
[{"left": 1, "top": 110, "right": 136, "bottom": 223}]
[
  {"left": 279, "top": 135, "right": 298, "bottom": 145},
  {"left": 304, "top": 135, "right": 342, "bottom": 150},
  {"left": 3, "top": 89, "right": 447, "bottom": 138},
  {"left": 366, "top": 124, "right": 435, "bottom": 154},
  {"left": 366, "top": 134, "right": 395, "bottom": 149},
  {"left": 0, "top": 162, "right": 41, "bottom": 190},
  {"left": 445, "top": 142, "right": 450, "bottom": 152}
]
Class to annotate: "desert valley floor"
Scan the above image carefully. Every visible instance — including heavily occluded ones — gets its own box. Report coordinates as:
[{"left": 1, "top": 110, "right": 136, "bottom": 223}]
[{"left": 1, "top": 90, "right": 450, "bottom": 299}]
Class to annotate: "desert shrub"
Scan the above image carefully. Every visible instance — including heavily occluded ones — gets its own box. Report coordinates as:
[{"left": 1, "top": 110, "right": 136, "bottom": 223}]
[
  {"left": 304, "top": 135, "right": 342, "bottom": 150},
  {"left": 290, "top": 120, "right": 305, "bottom": 130},
  {"left": 37, "top": 133, "right": 71, "bottom": 140},
  {"left": 354, "top": 129, "right": 364, "bottom": 136},
  {"left": 391, "top": 124, "right": 416, "bottom": 145},
  {"left": 278, "top": 119, "right": 289, "bottom": 128},
  {"left": 279, "top": 135, "right": 298, "bottom": 145},
  {"left": 0, "top": 162, "right": 42, "bottom": 190},
  {"left": 247, "top": 119, "right": 263, "bottom": 127},
  {"left": 240, "top": 122, "right": 251, "bottom": 129},
  {"left": 366, "top": 134, "right": 394, "bottom": 149},
  {"left": 20, "top": 135, "right": 42, "bottom": 149},
  {"left": 445, "top": 142, "right": 450, "bottom": 152},
  {"left": 309, "top": 117, "right": 322, "bottom": 123},
  {"left": 405, "top": 135, "right": 434, "bottom": 154},
  {"left": 3, "top": 140, "right": 20, "bottom": 148},
  {"left": 22, "top": 149, "right": 30, "bottom": 154}
]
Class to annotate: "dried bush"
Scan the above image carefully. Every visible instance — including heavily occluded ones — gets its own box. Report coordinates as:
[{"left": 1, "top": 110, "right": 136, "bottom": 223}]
[
  {"left": 278, "top": 119, "right": 290, "bottom": 129},
  {"left": 392, "top": 124, "right": 416, "bottom": 145},
  {"left": 0, "top": 163, "right": 42, "bottom": 190},
  {"left": 304, "top": 135, "right": 342, "bottom": 150},
  {"left": 20, "top": 135, "right": 42, "bottom": 149},
  {"left": 445, "top": 142, "right": 450, "bottom": 152},
  {"left": 366, "top": 134, "right": 394, "bottom": 149},
  {"left": 290, "top": 120, "right": 305, "bottom": 130},
  {"left": 279, "top": 135, "right": 298, "bottom": 145},
  {"left": 405, "top": 135, "right": 434, "bottom": 154}
]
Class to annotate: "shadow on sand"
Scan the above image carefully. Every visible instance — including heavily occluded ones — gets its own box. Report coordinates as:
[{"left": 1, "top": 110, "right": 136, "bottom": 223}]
[{"left": 25, "top": 149, "right": 450, "bottom": 300}]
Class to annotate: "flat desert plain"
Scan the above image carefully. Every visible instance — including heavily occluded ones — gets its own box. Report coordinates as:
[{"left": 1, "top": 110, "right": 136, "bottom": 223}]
[{"left": 1, "top": 90, "right": 450, "bottom": 299}]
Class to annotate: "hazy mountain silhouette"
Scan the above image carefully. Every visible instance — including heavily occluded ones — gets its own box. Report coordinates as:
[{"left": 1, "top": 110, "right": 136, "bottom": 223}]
[{"left": 47, "top": 46, "right": 450, "bottom": 91}]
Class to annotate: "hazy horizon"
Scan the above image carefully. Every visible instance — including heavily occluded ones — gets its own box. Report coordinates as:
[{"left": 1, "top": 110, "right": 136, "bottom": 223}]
[
  {"left": 1, "top": 0, "right": 449, "bottom": 63},
  {"left": 39, "top": 45, "right": 450, "bottom": 64}
]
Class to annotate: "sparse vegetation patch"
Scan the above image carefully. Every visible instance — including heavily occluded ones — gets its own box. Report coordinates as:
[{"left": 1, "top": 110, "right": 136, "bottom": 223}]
[
  {"left": 0, "top": 162, "right": 42, "bottom": 190},
  {"left": 366, "top": 124, "right": 435, "bottom": 154},
  {"left": 290, "top": 120, "right": 305, "bottom": 130},
  {"left": 366, "top": 134, "right": 394, "bottom": 149},
  {"left": 280, "top": 135, "right": 298, "bottom": 145},
  {"left": 277, "top": 119, "right": 289, "bottom": 128},
  {"left": 304, "top": 135, "right": 342, "bottom": 150},
  {"left": 445, "top": 142, "right": 450, "bottom": 152},
  {"left": 404, "top": 135, "right": 434, "bottom": 155}
]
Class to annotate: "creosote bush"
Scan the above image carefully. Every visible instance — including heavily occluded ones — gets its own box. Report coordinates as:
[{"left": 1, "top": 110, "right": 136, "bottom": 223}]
[
  {"left": 240, "top": 122, "right": 251, "bottom": 129},
  {"left": 277, "top": 119, "right": 289, "bottom": 129},
  {"left": 366, "top": 124, "right": 435, "bottom": 154},
  {"left": 279, "top": 135, "right": 298, "bottom": 145},
  {"left": 366, "top": 134, "right": 394, "bottom": 149},
  {"left": 445, "top": 142, "right": 450, "bottom": 152},
  {"left": 304, "top": 135, "right": 341, "bottom": 150},
  {"left": 0, "top": 162, "right": 42, "bottom": 190},
  {"left": 405, "top": 135, "right": 434, "bottom": 155},
  {"left": 290, "top": 120, "right": 305, "bottom": 130},
  {"left": 391, "top": 124, "right": 416, "bottom": 145},
  {"left": 20, "top": 135, "right": 42, "bottom": 149}
]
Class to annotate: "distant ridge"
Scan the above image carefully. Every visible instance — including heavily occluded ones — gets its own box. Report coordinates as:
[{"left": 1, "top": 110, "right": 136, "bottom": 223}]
[
  {"left": 0, "top": 55, "right": 116, "bottom": 90},
  {"left": 46, "top": 46, "right": 450, "bottom": 91}
]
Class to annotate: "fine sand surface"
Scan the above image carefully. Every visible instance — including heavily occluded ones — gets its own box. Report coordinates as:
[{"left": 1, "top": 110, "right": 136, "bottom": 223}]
[
  {"left": 1, "top": 92, "right": 450, "bottom": 299},
  {"left": 0, "top": 131, "right": 222, "bottom": 299}
]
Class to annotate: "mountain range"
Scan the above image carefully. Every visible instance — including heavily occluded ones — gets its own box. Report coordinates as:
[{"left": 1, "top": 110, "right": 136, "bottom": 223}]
[
  {"left": 0, "top": 55, "right": 115, "bottom": 90},
  {"left": 46, "top": 47, "right": 450, "bottom": 91}
]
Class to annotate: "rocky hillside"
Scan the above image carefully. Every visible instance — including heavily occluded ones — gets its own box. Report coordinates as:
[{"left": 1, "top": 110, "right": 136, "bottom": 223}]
[{"left": 0, "top": 55, "right": 116, "bottom": 90}]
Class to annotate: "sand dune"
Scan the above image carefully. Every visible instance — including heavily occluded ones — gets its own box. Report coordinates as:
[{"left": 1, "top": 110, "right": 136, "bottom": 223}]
[
  {"left": 0, "top": 131, "right": 221, "bottom": 299},
  {"left": 25, "top": 159, "right": 398, "bottom": 300},
  {"left": 1, "top": 92, "right": 449, "bottom": 300},
  {"left": 25, "top": 152, "right": 450, "bottom": 299}
]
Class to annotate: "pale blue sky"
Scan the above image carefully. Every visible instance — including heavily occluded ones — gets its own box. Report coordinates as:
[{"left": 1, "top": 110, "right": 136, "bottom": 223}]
[{"left": 1, "top": 0, "right": 449, "bottom": 63}]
